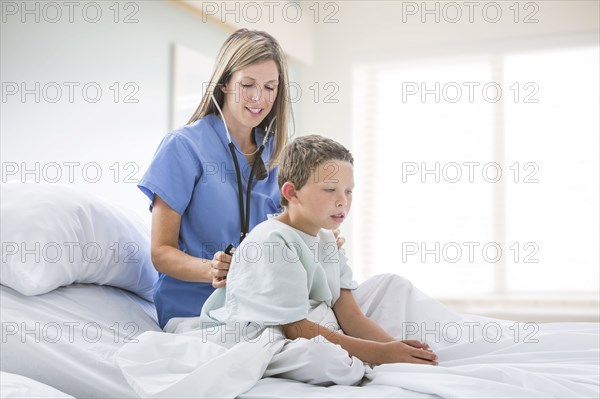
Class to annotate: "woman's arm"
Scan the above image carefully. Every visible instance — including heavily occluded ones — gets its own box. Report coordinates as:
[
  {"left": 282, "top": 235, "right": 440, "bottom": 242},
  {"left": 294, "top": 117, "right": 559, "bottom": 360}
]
[{"left": 150, "top": 195, "right": 222, "bottom": 283}]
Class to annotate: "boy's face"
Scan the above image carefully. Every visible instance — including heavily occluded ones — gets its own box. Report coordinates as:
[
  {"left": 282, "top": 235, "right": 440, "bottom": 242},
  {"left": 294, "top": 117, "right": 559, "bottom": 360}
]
[{"left": 292, "top": 160, "right": 354, "bottom": 235}]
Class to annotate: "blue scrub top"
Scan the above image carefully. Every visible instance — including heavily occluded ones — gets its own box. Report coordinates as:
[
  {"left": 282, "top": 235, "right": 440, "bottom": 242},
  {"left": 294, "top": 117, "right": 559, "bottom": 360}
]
[{"left": 138, "top": 113, "right": 282, "bottom": 328}]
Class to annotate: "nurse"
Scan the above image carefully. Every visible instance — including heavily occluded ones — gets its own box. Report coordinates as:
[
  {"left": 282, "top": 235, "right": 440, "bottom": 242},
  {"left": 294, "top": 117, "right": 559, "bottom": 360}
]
[{"left": 139, "top": 29, "right": 293, "bottom": 329}]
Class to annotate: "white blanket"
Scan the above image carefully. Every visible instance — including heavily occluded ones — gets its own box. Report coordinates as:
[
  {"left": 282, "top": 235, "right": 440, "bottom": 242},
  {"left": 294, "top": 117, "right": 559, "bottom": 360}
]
[
  {"left": 0, "top": 372, "right": 74, "bottom": 399},
  {"left": 115, "top": 275, "right": 599, "bottom": 398}
]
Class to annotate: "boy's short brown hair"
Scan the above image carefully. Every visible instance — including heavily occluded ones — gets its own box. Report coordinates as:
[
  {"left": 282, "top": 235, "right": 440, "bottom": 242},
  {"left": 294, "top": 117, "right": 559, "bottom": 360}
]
[{"left": 277, "top": 135, "right": 353, "bottom": 207}]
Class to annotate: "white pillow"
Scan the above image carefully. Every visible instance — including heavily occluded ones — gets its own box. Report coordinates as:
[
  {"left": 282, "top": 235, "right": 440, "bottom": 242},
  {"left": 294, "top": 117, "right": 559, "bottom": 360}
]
[{"left": 0, "top": 182, "right": 157, "bottom": 301}]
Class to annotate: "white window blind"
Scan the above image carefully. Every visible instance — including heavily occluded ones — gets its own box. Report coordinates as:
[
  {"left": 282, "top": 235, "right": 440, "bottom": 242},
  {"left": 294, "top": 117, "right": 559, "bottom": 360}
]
[
  {"left": 504, "top": 46, "right": 599, "bottom": 294},
  {"left": 352, "top": 45, "right": 599, "bottom": 299}
]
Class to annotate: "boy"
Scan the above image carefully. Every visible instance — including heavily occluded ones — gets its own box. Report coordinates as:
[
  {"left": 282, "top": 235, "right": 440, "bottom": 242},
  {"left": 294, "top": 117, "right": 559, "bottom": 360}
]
[{"left": 202, "top": 135, "right": 437, "bottom": 386}]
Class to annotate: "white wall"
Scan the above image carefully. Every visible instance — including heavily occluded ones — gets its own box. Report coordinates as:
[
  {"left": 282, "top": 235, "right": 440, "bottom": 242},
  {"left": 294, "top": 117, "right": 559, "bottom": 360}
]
[
  {"left": 181, "top": 0, "right": 315, "bottom": 64},
  {"left": 302, "top": 0, "right": 599, "bottom": 148},
  {"left": 1, "top": 1, "right": 313, "bottom": 225},
  {"left": 0, "top": 1, "right": 234, "bottom": 223}
]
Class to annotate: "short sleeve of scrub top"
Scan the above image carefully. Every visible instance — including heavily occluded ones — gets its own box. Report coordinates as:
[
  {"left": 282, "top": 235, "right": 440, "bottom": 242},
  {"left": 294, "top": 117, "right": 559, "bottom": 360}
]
[
  {"left": 138, "top": 133, "right": 201, "bottom": 215},
  {"left": 138, "top": 114, "right": 282, "bottom": 329}
]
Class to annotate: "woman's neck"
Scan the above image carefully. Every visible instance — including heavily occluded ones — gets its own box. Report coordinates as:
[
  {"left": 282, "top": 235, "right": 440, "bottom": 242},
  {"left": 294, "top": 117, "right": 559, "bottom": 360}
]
[
  {"left": 234, "top": 131, "right": 256, "bottom": 154},
  {"left": 220, "top": 109, "right": 256, "bottom": 152}
]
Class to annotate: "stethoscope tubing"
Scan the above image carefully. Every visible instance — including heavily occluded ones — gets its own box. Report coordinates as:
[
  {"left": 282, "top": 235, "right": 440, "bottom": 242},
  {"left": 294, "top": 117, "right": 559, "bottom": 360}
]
[
  {"left": 228, "top": 141, "right": 266, "bottom": 243},
  {"left": 211, "top": 93, "right": 273, "bottom": 245}
]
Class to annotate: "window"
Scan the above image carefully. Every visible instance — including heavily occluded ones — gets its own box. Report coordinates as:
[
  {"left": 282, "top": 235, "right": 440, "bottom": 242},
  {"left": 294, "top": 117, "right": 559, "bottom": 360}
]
[{"left": 352, "top": 44, "right": 599, "bottom": 300}]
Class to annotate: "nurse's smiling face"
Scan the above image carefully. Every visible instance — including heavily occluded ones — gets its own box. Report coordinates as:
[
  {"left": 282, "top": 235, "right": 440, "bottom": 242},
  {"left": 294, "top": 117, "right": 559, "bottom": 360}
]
[{"left": 221, "top": 60, "right": 279, "bottom": 137}]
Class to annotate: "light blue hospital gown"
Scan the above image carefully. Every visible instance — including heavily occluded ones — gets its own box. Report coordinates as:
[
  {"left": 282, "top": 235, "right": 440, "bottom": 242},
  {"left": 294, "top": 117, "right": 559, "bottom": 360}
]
[{"left": 200, "top": 219, "right": 366, "bottom": 386}]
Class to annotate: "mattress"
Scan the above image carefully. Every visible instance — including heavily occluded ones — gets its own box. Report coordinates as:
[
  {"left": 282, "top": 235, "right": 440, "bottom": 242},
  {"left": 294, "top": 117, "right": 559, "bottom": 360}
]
[
  {"left": 1, "top": 282, "right": 436, "bottom": 398},
  {"left": 2, "top": 280, "right": 599, "bottom": 398},
  {"left": 0, "top": 372, "right": 74, "bottom": 398},
  {"left": 1, "top": 284, "right": 161, "bottom": 398}
]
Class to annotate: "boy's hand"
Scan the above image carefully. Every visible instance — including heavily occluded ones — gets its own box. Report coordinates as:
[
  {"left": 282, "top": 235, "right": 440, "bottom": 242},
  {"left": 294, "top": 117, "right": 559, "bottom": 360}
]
[
  {"left": 211, "top": 251, "right": 232, "bottom": 288},
  {"left": 332, "top": 229, "right": 346, "bottom": 252},
  {"left": 376, "top": 340, "right": 438, "bottom": 366}
]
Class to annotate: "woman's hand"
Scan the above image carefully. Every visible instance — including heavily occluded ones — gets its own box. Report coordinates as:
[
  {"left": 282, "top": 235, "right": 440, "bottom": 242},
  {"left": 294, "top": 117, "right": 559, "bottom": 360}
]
[
  {"left": 375, "top": 340, "right": 438, "bottom": 366},
  {"left": 211, "top": 251, "right": 232, "bottom": 288},
  {"left": 332, "top": 229, "right": 346, "bottom": 253}
]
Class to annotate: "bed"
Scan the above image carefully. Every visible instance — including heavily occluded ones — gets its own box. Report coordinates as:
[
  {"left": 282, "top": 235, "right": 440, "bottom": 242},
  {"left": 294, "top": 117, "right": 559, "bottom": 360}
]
[
  {"left": 0, "top": 371, "right": 74, "bottom": 399},
  {"left": 2, "top": 183, "right": 599, "bottom": 398},
  {"left": 0, "top": 282, "right": 438, "bottom": 399},
  {"left": 1, "top": 284, "right": 159, "bottom": 398}
]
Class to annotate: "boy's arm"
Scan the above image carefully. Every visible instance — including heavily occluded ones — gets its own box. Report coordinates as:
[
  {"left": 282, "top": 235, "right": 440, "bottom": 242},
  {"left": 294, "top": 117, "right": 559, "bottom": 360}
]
[
  {"left": 333, "top": 289, "right": 396, "bottom": 343},
  {"left": 282, "top": 316, "right": 438, "bottom": 365},
  {"left": 333, "top": 289, "right": 436, "bottom": 363},
  {"left": 282, "top": 318, "right": 385, "bottom": 365}
]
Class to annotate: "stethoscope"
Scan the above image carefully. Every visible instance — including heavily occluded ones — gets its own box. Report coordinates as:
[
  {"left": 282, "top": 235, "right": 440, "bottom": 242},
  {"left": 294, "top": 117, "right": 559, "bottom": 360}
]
[{"left": 211, "top": 93, "right": 275, "bottom": 244}]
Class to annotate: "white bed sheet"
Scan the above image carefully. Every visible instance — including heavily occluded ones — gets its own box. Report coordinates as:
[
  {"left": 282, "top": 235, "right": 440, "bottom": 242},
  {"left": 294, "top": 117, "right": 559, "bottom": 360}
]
[
  {"left": 239, "top": 377, "right": 439, "bottom": 398},
  {"left": 116, "top": 275, "right": 600, "bottom": 398},
  {"left": 1, "top": 282, "right": 434, "bottom": 399},
  {"left": 0, "top": 371, "right": 74, "bottom": 398},
  {"left": 3, "top": 279, "right": 599, "bottom": 399},
  {"left": 0, "top": 284, "right": 162, "bottom": 398}
]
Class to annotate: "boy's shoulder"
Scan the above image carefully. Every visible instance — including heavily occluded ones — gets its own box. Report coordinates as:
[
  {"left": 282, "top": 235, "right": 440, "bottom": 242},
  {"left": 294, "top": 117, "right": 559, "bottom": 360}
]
[
  {"left": 248, "top": 218, "right": 303, "bottom": 241},
  {"left": 245, "top": 219, "right": 322, "bottom": 248},
  {"left": 250, "top": 219, "right": 337, "bottom": 242}
]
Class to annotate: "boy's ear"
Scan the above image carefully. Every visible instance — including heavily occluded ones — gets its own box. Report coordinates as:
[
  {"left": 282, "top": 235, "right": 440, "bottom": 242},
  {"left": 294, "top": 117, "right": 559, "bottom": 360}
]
[{"left": 281, "top": 181, "right": 297, "bottom": 203}]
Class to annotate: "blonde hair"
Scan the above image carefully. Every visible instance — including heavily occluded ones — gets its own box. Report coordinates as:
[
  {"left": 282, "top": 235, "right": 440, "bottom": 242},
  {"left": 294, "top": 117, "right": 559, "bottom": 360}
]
[
  {"left": 188, "top": 29, "right": 293, "bottom": 167},
  {"left": 278, "top": 135, "right": 354, "bottom": 207}
]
